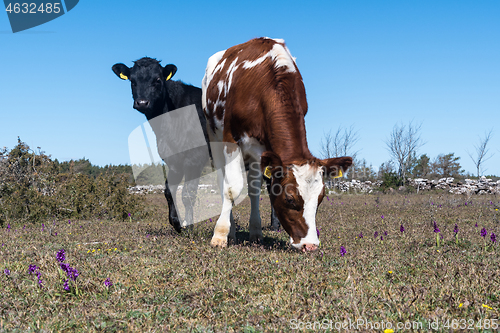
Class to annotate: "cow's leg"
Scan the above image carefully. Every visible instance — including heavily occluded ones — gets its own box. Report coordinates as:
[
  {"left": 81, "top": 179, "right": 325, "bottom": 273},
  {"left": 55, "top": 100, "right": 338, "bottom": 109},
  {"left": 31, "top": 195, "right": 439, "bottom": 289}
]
[
  {"left": 264, "top": 176, "right": 281, "bottom": 231},
  {"left": 211, "top": 143, "right": 244, "bottom": 247},
  {"left": 164, "top": 170, "right": 183, "bottom": 233},
  {"left": 247, "top": 159, "right": 263, "bottom": 242},
  {"left": 182, "top": 162, "right": 204, "bottom": 228}
]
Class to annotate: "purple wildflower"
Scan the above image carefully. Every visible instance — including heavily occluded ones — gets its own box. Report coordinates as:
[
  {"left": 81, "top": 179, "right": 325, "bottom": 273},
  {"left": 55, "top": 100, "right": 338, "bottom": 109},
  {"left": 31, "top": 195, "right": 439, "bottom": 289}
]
[
  {"left": 340, "top": 246, "right": 346, "bottom": 257},
  {"left": 433, "top": 222, "right": 440, "bottom": 233},
  {"left": 28, "top": 265, "right": 38, "bottom": 274},
  {"left": 475, "top": 222, "right": 478, "bottom": 228},
  {"left": 4, "top": 269, "right": 10, "bottom": 276},
  {"left": 400, "top": 224, "right": 405, "bottom": 233},
  {"left": 454, "top": 224, "right": 459, "bottom": 234},
  {"left": 104, "top": 278, "right": 113, "bottom": 287},
  {"left": 381, "top": 215, "right": 384, "bottom": 219},
  {"left": 384, "top": 231, "right": 388, "bottom": 236},
  {"left": 42, "top": 223, "right": 45, "bottom": 231},
  {"left": 359, "top": 232, "right": 363, "bottom": 238},
  {"left": 68, "top": 267, "right": 78, "bottom": 281},
  {"left": 491, "top": 233, "right": 497, "bottom": 243},
  {"left": 7, "top": 223, "right": 10, "bottom": 230},
  {"left": 380, "top": 236, "right": 383, "bottom": 241},
  {"left": 316, "top": 228, "right": 320, "bottom": 238},
  {"left": 481, "top": 228, "right": 487, "bottom": 238},
  {"left": 23, "top": 225, "right": 25, "bottom": 230},
  {"left": 374, "top": 231, "right": 378, "bottom": 237},
  {"left": 56, "top": 249, "right": 66, "bottom": 263},
  {"left": 68, "top": 219, "right": 71, "bottom": 224},
  {"left": 63, "top": 279, "right": 70, "bottom": 291}
]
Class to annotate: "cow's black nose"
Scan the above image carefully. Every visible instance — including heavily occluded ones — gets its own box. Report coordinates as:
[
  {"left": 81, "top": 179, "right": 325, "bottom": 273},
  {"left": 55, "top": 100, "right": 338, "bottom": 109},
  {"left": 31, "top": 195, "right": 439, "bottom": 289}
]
[{"left": 134, "top": 99, "right": 150, "bottom": 109}]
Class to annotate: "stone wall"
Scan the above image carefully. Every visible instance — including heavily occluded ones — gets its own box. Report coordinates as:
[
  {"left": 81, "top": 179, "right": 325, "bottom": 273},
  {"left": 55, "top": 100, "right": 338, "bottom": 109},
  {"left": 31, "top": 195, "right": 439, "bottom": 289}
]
[{"left": 129, "top": 177, "right": 499, "bottom": 195}]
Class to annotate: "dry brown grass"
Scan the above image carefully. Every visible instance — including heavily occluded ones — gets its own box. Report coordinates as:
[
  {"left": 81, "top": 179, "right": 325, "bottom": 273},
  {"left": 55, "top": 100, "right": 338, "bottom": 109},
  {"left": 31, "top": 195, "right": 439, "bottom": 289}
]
[{"left": 1, "top": 192, "right": 499, "bottom": 332}]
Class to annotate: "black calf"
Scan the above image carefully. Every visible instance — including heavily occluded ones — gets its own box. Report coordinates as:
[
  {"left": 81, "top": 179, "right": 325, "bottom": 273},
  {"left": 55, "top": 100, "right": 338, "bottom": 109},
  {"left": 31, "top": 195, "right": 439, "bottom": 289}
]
[{"left": 112, "top": 57, "right": 210, "bottom": 232}]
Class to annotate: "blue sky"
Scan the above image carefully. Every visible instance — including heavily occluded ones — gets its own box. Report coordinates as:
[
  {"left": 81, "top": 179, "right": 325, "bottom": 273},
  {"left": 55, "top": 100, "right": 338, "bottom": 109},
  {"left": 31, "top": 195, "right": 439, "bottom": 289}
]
[{"left": 1, "top": 1, "right": 499, "bottom": 176}]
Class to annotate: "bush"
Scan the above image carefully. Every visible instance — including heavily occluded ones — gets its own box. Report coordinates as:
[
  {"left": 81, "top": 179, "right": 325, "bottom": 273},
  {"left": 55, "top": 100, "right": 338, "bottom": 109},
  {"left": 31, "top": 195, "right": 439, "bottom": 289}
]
[
  {"left": 379, "top": 172, "right": 401, "bottom": 191},
  {"left": 0, "top": 138, "right": 145, "bottom": 225}
]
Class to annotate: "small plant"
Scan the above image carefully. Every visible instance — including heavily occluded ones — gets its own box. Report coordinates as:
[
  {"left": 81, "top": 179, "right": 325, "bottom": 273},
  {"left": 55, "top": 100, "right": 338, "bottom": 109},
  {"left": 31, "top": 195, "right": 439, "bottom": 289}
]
[
  {"left": 340, "top": 245, "right": 347, "bottom": 264},
  {"left": 57, "top": 249, "right": 79, "bottom": 294},
  {"left": 433, "top": 221, "right": 441, "bottom": 248},
  {"left": 28, "top": 264, "right": 43, "bottom": 287}
]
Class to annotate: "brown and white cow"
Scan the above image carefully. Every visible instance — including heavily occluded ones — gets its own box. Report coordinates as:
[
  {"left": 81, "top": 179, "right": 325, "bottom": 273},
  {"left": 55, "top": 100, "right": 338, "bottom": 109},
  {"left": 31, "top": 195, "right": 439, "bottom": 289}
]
[{"left": 202, "top": 37, "right": 352, "bottom": 251}]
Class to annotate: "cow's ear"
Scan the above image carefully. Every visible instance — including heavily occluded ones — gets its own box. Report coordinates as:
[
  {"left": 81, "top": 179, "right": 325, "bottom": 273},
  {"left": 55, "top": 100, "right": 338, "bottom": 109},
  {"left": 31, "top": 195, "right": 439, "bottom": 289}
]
[
  {"left": 322, "top": 156, "right": 353, "bottom": 179},
  {"left": 261, "top": 151, "right": 285, "bottom": 180},
  {"left": 163, "top": 64, "right": 177, "bottom": 81},
  {"left": 112, "top": 63, "right": 130, "bottom": 80}
]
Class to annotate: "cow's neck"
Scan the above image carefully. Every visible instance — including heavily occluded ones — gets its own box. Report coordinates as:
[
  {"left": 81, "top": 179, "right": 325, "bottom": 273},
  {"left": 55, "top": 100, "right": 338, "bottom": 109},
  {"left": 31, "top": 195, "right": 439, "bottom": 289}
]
[{"left": 267, "top": 111, "right": 314, "bottom": 165}]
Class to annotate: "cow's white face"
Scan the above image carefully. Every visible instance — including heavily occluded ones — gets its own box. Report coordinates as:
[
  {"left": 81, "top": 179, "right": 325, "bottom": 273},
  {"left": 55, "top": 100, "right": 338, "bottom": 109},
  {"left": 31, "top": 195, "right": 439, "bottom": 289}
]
[
  {"left": 262, "top": 151, "right": 352, "bottom": 252},
  {"left": 266, "top": 162, "right": 323, "bottom": 251}
]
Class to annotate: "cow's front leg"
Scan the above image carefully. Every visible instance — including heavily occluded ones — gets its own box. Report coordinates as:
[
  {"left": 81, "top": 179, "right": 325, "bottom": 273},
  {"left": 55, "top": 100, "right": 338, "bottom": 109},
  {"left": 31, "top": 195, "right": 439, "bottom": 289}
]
[
  {"left": 265, "top": 176, "right": 281, "bottom": 231},
  {"left": 165, "top": 170, "right": 183, "bottom": 233},
  {"left": 182, "top": 174, "right": 200, "bottom": 228},
  {"left": 247, "top": 160, "right": 263, "bottom": 243},
  {"left": 211, "top": 143, "right": 245, "bottom": 247}
]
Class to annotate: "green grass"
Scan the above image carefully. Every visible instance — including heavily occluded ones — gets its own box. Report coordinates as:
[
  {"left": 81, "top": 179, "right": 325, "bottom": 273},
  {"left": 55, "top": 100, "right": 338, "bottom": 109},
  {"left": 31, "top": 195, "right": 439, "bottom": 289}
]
[{"left": 1, "top": 193, "right": 499, "bottom": 332}]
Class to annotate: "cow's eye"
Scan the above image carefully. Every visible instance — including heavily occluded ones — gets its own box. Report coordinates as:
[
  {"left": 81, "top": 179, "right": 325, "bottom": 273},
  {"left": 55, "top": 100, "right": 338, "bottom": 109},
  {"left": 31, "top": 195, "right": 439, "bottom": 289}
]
[
  {"left": 155, "top": 77, "right": 161, "bottom": 83},
  {"left": 285, "top": 196, "right": 296, "bottom": 208}
]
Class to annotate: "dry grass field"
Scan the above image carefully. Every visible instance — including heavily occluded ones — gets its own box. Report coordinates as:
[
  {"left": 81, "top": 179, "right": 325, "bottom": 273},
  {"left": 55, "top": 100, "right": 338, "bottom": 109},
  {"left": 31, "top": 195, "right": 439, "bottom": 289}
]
[{"left": 1, "top": 192, "right": 499, "bottom": 332}]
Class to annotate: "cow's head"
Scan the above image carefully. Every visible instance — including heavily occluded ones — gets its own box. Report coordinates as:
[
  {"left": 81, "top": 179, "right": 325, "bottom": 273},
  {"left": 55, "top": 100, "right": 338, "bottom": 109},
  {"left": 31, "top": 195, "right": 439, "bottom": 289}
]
[
  {"left": 261, "top": 151, "right": 352, "bottom": 252},
  {"left": 112, "top": 57, "right": 177, "bottom": 116}
]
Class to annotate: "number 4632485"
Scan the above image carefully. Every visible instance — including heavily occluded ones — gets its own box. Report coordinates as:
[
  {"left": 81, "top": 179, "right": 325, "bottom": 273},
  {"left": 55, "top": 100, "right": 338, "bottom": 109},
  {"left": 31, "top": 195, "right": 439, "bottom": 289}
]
[{"left": 6, "top": 3, "right": 61, "bottom": 14}]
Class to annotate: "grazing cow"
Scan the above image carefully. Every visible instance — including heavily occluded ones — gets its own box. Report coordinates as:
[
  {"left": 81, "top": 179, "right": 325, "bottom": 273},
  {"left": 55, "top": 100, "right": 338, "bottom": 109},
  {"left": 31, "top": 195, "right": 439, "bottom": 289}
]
[
  {"left": 112, "top": 57, "right": 211, "bottom": 232},
  {"left": 202, "top": 38, "right": 352, "bottom": 251}
]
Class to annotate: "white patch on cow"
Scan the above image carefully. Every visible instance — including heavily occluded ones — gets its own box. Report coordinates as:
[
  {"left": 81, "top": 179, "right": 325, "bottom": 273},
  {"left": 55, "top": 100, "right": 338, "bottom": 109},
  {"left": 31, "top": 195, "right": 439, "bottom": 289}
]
[
  {"left": 290, "top": 164, "right": 323, "bottom": 249},
  {"left": 217, "top": 80, "right": 224, "bottom": 97},
  {"left": 242, "top": 51, "right": 271, "bottom": 69},
  {"left": 239, "top": 133, "right": 265, "bottom": 162},
  {"left": 270, "top": 43, "right": 296, "bottom": 73},
  {"left": 226, "top": 57, "right": 239, "bottom": 94},
  {"left": 263, "top": 37, "right": 285, "bottom": 44},
  {"left": 202, "top": 50, "right": 226, "bottom": 110}
]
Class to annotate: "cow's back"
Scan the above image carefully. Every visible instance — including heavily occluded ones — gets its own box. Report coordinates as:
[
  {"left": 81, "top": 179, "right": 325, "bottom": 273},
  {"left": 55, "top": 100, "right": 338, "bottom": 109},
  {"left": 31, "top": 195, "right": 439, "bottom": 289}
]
[{"left": 202, "top": 38, "right": 308, "bottom": 151}]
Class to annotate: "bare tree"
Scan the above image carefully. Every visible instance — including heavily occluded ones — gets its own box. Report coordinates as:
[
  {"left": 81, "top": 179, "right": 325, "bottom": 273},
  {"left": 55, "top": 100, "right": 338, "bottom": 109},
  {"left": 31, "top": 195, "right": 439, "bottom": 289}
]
[
  {"left": 385, "top": 121, "right": 424, "bottom": 184},
  {"left": 320, "top": 125, "right": 359, "bottom": 160},
  {"left": 467, "top": 129, "right": 494, "bottom": 178},
  {"left": 320, "top": 125, "right": 359, "bottom": 182}
]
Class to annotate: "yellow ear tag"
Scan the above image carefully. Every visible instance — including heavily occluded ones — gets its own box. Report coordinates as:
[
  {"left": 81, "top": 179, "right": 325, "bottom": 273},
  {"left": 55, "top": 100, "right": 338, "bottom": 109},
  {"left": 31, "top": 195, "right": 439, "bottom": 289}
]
[
  {"left": 264, "top": 166, "right": 272, "bottom": 179},
  {"left": 333, "top": 169, "right": 343, "bottom": 179},
  {"left": 119, "top": 73, "right": 128, "bottom": 80},
  {"left": 165, "top": 72, "right": 173, "bottom": 81}
]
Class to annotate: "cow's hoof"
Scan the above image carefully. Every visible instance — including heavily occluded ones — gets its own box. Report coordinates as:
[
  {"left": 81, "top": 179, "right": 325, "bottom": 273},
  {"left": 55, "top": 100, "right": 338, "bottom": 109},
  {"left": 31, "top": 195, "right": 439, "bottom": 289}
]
[
  {"left": 169, "top": 217, "right": 182, "bottom": 233},
  {"left": 249, "top": 232, "right": 263, "bottom": 243},
  {"left": 211, "top": 237, "right": 228, "bottom": 248}
]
